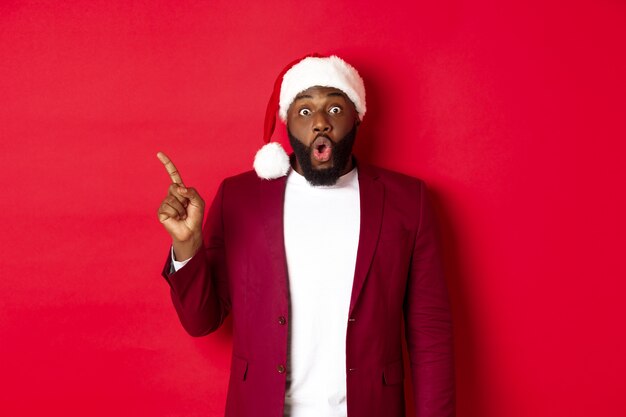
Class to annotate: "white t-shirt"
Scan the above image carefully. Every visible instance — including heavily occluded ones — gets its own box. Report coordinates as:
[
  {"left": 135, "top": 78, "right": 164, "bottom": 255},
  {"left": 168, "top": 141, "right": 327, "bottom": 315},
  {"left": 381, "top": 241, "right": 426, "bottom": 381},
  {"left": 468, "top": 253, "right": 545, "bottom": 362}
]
[{"left": 282, "top": 167, "right": 360, "bottom": 417}]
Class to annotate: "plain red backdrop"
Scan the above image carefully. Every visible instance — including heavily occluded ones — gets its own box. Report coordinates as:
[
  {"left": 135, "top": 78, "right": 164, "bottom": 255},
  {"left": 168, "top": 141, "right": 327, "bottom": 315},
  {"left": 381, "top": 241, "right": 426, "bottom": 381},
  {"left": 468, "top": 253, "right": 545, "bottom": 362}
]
[{"left": 1, "top": 1, "right": 625, "bottom": 416}]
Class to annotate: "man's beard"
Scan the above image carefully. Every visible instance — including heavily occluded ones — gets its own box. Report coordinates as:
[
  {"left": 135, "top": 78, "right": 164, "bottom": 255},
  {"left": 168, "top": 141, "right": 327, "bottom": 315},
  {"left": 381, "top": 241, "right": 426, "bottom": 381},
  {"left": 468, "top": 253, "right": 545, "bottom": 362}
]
[{"left": 288, "top": 125, "right": 357, "bottom": 186}]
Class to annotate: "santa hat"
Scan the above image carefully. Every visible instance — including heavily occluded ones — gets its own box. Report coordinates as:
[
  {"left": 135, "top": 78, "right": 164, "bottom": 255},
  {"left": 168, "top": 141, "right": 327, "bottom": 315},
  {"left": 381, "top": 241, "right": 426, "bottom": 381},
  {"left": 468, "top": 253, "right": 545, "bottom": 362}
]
[{"left": 253, "top": 54, "right": 367, "bottom": 179}]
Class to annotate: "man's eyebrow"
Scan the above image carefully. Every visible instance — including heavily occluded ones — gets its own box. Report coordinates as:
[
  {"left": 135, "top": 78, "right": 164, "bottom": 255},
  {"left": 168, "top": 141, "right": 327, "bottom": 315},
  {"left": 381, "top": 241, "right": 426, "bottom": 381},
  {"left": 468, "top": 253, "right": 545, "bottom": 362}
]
[{"left": 326, "top": 92, "right": 345, "bottom": 98}]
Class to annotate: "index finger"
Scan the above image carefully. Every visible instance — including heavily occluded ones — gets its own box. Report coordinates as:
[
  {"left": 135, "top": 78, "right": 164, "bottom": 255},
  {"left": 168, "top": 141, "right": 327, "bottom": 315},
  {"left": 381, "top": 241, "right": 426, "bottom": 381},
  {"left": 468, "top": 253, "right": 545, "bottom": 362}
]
[{"left": 157, "top": 151, "right": 185, "bottom": 186}]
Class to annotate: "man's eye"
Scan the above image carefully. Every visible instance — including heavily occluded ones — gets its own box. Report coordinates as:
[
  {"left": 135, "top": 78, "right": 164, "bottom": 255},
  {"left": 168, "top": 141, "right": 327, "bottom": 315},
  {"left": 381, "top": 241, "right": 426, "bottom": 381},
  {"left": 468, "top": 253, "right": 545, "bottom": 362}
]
[
  {"left": 299, "top": 108, "right": 311, "bottom": 116},
  {"left": 329, "top": 106, "right": 342, "bottom": 115}
]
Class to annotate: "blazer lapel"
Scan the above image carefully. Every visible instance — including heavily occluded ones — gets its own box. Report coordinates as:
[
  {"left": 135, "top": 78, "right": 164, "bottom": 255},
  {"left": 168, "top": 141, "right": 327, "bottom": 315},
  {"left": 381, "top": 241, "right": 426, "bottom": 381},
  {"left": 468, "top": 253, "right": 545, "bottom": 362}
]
[
  {"left": 256, "top": 161, "right": 384, "bottom": 315},
  {"left": 258, "top": 175, "right": 290, "bottom": 306},
  {"left": 349, "top": 162, "right": 384, "bottom": 316}
]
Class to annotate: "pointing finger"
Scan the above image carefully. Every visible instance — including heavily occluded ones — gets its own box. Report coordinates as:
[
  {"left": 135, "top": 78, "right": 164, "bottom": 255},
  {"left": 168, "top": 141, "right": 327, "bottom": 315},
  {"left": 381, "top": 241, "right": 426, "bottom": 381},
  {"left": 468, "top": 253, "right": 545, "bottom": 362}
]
[{"left": 157, "top": 151, "right": 185, "bottom": 186}]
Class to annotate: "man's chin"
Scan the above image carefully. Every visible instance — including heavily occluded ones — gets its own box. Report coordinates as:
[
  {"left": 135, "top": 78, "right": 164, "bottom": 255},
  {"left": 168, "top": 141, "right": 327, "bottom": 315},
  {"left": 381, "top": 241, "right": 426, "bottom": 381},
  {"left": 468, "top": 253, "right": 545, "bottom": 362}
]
[
  {"left": 305, "top": 172, "right": 340, "bottom": 186},
  {"left": 310, "top": 159, "right": 334, "bottom": 170},
  {"left": 293, "top": 155, "right": 341, "bottom": 186}
]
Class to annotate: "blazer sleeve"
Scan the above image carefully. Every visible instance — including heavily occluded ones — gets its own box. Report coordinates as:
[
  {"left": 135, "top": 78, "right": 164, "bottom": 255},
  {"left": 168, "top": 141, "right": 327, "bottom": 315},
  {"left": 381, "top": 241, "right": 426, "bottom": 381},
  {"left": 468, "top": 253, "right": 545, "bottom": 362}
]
[
  {"left": 161, "top": 180, "right": 231, "bottom": 337},
  {"left": 403, "top": 181, "right": 456, "bottom": 416}
]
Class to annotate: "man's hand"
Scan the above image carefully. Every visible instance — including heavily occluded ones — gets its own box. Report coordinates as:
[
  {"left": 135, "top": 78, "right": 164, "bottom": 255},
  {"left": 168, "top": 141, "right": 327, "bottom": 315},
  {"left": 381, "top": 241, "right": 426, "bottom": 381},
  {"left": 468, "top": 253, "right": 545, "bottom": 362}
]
[{"left": 157, "top": 151, "right": 205, "bottom": 261}]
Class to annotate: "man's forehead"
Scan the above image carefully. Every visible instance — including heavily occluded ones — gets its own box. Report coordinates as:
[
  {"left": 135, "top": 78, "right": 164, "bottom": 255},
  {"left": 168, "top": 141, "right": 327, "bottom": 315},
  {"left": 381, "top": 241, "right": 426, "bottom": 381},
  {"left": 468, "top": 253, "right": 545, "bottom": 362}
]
[{"left": 294, "top": 86, "right": 349, "bottom": 101}]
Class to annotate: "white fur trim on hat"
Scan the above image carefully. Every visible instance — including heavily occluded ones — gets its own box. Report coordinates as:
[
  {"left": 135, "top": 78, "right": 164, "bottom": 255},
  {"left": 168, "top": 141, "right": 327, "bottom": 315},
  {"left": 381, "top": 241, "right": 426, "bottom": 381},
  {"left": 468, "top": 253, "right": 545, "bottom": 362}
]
[
  {"left": 253, "top": 142, "right": 291, "bottom": 179},
  {"left": 278, "top": 55, "right": 366, "bottom": 122}
]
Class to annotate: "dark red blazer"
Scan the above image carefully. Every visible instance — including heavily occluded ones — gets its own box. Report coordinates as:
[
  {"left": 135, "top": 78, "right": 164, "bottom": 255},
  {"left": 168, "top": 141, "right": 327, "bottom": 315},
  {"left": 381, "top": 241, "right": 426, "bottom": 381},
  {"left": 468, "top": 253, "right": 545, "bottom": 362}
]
[{"left": 161, "top": 160, "right": 455, "bottom": 417}]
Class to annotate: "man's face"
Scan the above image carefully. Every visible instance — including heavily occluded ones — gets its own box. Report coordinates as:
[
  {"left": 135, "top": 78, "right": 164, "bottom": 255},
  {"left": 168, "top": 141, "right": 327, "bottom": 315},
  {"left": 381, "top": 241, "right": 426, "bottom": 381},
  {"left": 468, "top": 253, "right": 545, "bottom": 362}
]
[{"left": 286, "top": 86, "right": 360, "bottom": 186}]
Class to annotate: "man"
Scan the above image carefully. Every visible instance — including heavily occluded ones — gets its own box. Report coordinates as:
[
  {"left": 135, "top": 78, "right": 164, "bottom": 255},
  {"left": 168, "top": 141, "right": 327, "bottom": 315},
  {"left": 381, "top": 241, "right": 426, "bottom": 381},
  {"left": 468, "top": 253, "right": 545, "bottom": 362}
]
[{"left": 157, "top": 55, "right": 455, "bottom": 417}]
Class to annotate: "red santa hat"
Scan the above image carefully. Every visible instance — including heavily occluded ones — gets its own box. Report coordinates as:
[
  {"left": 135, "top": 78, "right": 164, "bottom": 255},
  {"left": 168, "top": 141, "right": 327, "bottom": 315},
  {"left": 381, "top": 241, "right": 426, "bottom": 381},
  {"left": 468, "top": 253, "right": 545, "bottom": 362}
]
[{"left": 253, "top": 54, "right": 367, "bottom": 179}]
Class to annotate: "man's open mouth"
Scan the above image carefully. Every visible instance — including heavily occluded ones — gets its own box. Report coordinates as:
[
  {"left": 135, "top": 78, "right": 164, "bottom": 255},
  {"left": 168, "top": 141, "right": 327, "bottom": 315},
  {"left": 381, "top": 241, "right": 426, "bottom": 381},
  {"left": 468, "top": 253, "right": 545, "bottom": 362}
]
[{"left": 312, "top": 136, "right": 333, "bottom": 162}]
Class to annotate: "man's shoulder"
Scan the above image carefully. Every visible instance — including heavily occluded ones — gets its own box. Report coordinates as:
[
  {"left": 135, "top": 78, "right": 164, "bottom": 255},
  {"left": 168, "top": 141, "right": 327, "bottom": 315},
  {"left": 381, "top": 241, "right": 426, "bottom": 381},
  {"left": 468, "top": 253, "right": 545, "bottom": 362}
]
[
  {"left": 358, "top": 161, "right": 426, "bottom": 190},
  {"left": 358, "top": 162, "right": 431, "bottom": 221},
  {"left": 222, "top": 169, "right": 260, "bottom": 187},
  {"left": 219, "top": 169, "right": 286, "bottom": 198}
]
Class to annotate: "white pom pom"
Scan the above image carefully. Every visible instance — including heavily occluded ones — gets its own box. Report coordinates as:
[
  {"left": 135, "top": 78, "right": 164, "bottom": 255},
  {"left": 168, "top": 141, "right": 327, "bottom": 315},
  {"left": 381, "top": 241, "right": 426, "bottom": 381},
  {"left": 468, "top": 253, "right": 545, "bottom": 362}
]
[{"left": 253, "top": 142, "right": 291, "bottom": 179}]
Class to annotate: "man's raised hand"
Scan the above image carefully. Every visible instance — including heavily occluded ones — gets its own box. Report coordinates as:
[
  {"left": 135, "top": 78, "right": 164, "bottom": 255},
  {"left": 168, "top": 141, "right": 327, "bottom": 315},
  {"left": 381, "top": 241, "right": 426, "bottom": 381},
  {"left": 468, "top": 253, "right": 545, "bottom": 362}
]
[{"left": 157, "top": 151, "right": 205, "bottom": 261}]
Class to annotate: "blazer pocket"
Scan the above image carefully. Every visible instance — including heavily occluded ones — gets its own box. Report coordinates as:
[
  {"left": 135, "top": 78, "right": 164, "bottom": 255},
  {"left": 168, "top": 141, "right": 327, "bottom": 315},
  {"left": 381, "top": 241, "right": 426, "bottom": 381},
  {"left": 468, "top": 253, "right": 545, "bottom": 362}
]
[
  {"left": 382, "top": 360, "right": 404, "bottom": 385},
  {"left": 231, "top": 355, "right": 248, "bottom": 381}
]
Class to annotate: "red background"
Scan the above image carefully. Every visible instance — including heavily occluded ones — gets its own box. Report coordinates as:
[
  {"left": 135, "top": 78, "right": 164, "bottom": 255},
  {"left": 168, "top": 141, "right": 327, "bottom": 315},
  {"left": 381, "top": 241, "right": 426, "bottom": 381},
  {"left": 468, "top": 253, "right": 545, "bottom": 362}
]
[{"left": 1, "top": 1, "right": 625, "bottom": 416}]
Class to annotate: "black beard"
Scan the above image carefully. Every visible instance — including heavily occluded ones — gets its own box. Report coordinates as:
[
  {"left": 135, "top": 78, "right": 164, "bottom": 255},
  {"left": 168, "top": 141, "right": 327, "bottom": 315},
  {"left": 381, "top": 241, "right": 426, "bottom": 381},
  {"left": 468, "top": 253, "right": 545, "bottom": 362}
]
[{"left": 288, "top": 125, "right": 358, "bottom": 186}]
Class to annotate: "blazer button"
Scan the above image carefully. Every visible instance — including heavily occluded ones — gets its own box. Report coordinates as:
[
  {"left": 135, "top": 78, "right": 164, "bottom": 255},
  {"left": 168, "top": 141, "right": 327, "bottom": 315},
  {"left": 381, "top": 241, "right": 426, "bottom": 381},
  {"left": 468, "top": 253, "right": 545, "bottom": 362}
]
[
  {"left": 277, "top": 364, "right": 286, "bottom": 374},
  {"left": 278, "top": 316, "right": 287, "bottom": 325}
]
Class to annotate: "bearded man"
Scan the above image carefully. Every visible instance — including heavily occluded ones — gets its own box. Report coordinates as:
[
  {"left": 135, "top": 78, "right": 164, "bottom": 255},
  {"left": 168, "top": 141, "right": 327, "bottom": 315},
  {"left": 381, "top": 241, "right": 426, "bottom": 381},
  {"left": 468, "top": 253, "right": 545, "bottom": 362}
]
[{"left": 157, "top": 55, "right": 455, "bottom": 417}]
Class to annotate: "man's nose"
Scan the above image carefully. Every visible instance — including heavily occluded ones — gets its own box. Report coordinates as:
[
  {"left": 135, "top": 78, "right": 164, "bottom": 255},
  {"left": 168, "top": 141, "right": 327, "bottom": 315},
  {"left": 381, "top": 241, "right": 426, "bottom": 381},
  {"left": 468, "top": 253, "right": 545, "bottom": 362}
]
[{"left": 312, "top": 112, "right": 331, "bottom": 134}]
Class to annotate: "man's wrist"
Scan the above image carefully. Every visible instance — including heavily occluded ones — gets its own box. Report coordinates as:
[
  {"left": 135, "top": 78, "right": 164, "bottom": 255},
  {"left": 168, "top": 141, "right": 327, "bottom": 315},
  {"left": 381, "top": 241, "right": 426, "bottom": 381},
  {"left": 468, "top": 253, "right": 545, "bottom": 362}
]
[
  {"left": 170, "top": 246, "right": 192, "bottom": 272},
  {"left": 172, "top": 234, "right": 202, "bottom": 261}
]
